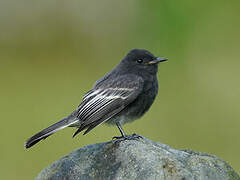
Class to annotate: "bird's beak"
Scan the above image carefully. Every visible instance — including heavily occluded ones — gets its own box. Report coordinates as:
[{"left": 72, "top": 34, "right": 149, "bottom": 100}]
[{"left": 148, "top": 57, "right": 168, "bottom": 64}]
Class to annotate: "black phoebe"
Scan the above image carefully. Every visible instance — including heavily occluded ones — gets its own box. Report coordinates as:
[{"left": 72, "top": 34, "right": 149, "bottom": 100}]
[{"left": 25, "top": 49, "right": 167, "bottom": 149}]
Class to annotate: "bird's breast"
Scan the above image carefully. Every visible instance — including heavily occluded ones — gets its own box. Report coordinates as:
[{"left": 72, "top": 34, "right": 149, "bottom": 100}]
[{"left": 106, "top": 77, "right": 158, "bottom": 125}]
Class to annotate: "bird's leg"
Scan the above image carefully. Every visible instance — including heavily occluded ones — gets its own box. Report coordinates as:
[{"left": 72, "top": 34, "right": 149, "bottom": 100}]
[
  {"left": 112, "top": 122, "right": 142, "bottom": 141},
  {"left": 117, "top": 122, "right": 126, "bottom": 137},
  {"left": 112, "top": 123, "right": 126, "bottom": 139}
]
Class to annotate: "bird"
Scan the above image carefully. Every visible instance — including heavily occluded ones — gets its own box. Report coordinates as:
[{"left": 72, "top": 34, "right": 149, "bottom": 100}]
[{"left": 25, "top": 49, "right": 167, "bottom": 149}]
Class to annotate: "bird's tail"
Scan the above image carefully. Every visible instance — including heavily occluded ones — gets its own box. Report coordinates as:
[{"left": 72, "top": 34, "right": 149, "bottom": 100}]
[{"left": 25, "top": 116, "right": 78, "bottom": 149}]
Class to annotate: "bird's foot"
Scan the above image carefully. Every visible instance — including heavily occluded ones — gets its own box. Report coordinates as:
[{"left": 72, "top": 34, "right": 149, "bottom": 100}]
[{"left": 112, "top": 133, "right": 143, "bottom": 141}]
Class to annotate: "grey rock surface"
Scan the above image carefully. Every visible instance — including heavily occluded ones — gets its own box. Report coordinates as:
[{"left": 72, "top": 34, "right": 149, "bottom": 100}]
[{"left": 35, "top": 136, "right": 240, "bottom": 180}]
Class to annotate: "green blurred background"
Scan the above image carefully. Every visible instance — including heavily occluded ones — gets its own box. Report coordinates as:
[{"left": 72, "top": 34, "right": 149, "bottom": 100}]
[{"left": 1, "top": 0, "right": 240, "bottom": 179}]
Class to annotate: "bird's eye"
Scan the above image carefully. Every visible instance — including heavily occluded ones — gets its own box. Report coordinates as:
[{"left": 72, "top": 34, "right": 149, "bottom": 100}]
[{"left": 137, "top": 59, "right": 143, "bottom": 64}]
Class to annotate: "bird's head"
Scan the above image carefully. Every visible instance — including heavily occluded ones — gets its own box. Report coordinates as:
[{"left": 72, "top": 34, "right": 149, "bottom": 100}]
[{"left": 122, "top": 49, "right": 167, "bottom": 75}]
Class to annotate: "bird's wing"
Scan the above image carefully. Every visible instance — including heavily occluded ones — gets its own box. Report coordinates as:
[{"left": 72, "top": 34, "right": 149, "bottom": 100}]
[{"left": 73, "top": 75, "right": 144, "bottom": 137}]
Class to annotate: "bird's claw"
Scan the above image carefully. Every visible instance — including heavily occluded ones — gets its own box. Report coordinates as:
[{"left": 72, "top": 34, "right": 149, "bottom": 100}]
[{"left": 112, "top": 133, "right": 143, "bottom": 141}]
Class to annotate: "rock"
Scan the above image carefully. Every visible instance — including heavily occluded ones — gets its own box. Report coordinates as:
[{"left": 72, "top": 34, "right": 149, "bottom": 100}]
[{"left": 35, "top": 136, "right": 240, "bottom": 180}]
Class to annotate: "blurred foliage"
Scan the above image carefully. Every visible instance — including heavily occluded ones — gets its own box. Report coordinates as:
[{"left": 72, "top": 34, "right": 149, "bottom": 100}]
[{"left": 0, "top": 0, "right": 240, "bottom": 179}]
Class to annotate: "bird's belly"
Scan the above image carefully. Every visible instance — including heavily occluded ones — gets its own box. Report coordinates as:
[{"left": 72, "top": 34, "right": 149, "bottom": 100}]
[{"left": 106, "top": 88, "right": 157, "bottom": 125}]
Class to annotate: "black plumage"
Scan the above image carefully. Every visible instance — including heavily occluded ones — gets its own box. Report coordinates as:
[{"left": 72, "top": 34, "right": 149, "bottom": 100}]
[{"left": 25, "top": 49, "right": 167, "bottom": 149}]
